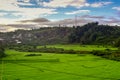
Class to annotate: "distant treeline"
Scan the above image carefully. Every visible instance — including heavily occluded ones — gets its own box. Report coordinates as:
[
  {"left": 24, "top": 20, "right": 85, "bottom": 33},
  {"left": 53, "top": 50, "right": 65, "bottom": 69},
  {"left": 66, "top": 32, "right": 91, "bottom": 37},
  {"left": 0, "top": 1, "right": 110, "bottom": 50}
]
[
  {"left": 1, "top": 22, "right": 120, "bottom": 46},
  {"left": 91, "top": 50, "right": 120, "bottom": 61},
  {"left": 9, "top": 45, "right": 86, "bottom": 54},
  {"left": 9, "top": 45, "right": 120, "bottom": 61},
  {"left": 69, "top": 22, "right": 120, "bottom": 45}
]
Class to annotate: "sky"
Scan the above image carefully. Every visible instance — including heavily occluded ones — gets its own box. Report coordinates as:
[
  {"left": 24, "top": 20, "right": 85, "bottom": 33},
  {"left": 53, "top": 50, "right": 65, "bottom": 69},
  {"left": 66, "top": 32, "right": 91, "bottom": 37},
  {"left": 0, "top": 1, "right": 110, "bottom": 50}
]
[{"left": 0, "top": 0, "right": 120, "bottom": 32}]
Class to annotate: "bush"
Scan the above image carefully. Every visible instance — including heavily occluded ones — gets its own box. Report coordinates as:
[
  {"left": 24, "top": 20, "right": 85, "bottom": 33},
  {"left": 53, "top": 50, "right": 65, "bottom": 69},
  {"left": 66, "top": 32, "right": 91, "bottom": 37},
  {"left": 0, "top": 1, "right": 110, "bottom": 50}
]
[
  {"left": 0, "top": 47, "right": 6, "bottom": 58},
  {"left": 91, "top": 51, "right": 111, "bottom": 56},
  {"left": 90, "top": 50, "right": 120, "bottom": 61},
  {"left": 105, "top": 48, "right": 110, "bottom": 51},
  {"left": 25, "top": 54, "right": 42, "bottom": 57}
]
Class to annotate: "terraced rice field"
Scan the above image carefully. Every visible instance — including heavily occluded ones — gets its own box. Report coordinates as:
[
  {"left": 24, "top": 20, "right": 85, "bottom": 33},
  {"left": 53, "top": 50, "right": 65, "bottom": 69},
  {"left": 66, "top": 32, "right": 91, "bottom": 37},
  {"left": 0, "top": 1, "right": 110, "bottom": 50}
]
[{"left": 0, "top": 49, "right": 120, "bottom": 80}]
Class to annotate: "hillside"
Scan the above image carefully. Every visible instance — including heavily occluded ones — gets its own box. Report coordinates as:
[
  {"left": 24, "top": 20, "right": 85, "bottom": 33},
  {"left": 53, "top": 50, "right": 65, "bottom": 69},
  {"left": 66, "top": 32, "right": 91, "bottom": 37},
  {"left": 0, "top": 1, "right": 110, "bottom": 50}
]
[
  {"left": 0, "top": 22, "right": 120, "bottom": 46},
  {"left": 0, "top": 27, "right": 72, "bottom": 45},
  {"left": 69, "top": 22, "right": 120, "bottom": 45}
]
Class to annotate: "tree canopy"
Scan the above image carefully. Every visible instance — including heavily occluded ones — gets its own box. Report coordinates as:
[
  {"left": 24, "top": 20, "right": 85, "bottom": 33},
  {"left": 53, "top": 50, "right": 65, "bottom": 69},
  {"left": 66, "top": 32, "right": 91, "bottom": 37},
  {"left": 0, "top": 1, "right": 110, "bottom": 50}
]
[
  {"left": 68, "top": 22, "right": 120, "bottom": 45},
  {"left": 0, "top": 47, "right": 5, "bottom": 58}
]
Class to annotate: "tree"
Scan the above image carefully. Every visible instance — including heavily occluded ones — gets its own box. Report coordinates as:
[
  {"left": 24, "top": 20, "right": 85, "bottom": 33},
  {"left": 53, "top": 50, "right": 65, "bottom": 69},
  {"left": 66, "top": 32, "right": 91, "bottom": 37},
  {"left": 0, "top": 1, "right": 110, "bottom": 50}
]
[
  {"left": 0, "top": 47, "right": 5, "bottom": 58},
  {"left": 114, "top": 38, "right": 120, "bottom": 47}
]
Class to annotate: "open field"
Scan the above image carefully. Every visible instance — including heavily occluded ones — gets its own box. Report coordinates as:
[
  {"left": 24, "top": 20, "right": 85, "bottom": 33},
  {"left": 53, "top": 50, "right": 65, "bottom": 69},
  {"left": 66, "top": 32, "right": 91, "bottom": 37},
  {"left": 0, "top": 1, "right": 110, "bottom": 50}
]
[
  {"left": 38, "top": 44, "right": 118, "bottom": 51},
  {"left": 0, "top": 49, "right": 120, "bottom": 80}
]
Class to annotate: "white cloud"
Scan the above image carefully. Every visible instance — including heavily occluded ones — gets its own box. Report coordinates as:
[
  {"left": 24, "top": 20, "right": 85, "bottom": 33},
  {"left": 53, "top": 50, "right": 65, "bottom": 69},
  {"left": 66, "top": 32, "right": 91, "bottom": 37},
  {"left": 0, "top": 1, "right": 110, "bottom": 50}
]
[
  {"left": 0, "top": 18, "right": 19, "bottom": 24},
  {"left": 0, "top": 0, "right": 58, "bottom": 24},
  {"left": 1, "top": 15, "right": 120, "bottom": 32},
  {"left": 65, "top": 10, "right": 90, "bottom": 15},
  {"left": 0, "top": 13, "right": 7, "bottom": 17},
  {"left": 112, "top": 7, "right": 120, "bottom": 11},
  {"left": 0, "top": 0, "right": 18, "bottom": 11},
  {"left": 43, "top": 0, "right": 88, "bottom": 8},
  {"left": 0, "top": 26, "right": 26, "bottom": 32},
  {"left": 43, "top": 0, "right": 112, "bottom": 8},
  {"left": 24, "top": 0, "right": 30, "bottom": 3},
  {"left": 91, "top": 2, "right": 112, "bottom": 8},
  {"left": 17, "top": 2, "right": 35, "bottom": 6},
  {"left": 13, "top": 8, "right": 58, "bottom": 19}
]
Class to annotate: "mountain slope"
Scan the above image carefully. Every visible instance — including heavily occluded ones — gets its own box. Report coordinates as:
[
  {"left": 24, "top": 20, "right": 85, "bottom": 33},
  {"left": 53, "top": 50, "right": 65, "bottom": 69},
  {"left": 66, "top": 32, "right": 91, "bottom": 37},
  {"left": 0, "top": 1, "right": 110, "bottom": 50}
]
[
  {"left": 69, "top": 22, "right": 120, "bottom": 44},
  {"left": 0, "top": 27, "right": 72, "bottom": 45},
  {"left": 0, "top": 22, "right": 120, "bottom": 46}
]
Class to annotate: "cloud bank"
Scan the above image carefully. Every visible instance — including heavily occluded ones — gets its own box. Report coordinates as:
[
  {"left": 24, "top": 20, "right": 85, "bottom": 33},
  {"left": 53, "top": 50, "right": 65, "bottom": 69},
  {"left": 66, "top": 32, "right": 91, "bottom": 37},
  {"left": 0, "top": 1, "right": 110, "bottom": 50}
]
[{"left": 0, "top": 0, "right": 119, "bottom": 32}]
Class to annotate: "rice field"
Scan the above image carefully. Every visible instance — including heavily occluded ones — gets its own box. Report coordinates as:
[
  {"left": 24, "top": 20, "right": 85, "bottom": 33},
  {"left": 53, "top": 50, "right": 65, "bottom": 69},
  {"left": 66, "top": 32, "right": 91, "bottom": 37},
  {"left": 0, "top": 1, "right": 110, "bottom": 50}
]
[
  {"left": 0, "top": 48, "right": 120, "bottom": 80},
  {"left": 38, "top": 44, "right": 118, "bottom": 51}
]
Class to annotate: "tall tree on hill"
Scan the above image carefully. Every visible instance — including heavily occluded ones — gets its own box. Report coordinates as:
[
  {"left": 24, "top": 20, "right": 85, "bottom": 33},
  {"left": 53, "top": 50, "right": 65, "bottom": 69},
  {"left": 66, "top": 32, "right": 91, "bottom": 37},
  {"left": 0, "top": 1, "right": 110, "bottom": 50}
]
[
  {"left": 114, "top": 38, "right": 120, "bottom": 47},
  {"left": 0, "top": 40, "right": 5, "bottom": 58},
  {"left": 68, "top": 22, "right": 99, "bottom": 44}
]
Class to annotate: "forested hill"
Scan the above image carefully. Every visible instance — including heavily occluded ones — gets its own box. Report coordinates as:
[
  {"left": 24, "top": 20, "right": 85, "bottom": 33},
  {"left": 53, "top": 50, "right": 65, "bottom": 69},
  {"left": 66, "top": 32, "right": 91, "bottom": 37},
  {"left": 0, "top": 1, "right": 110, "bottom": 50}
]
[
  {"left": 0, "top": 27, "right": 72, "bottom": 45},
  {"left": 69, "top": 22, "right": 120, "bottom": 45},
  {"left": 0, "top": 22, "right": 120, "bottom": 46}
]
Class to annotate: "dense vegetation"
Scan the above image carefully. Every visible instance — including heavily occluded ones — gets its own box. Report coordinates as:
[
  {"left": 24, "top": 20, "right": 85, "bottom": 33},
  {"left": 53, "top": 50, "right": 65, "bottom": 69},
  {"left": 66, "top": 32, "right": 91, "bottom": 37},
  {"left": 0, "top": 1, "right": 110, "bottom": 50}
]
[
  {"left": 91, "top": 50, "right": 120, "bottom": 61},
  {"left": 8, "top": 44, "right": 120, "bottom": 61},
  {"left": 69, "top": 22, "right": 120, "bottom": 45},
  {"left": 9, "top": 45, "right": 84, "bottom": 54},
  {"left": 0, "top": 22, "right": 120, "bottom": 46},
  {"left": 114, "top": 38, "right": 120, "bottom": 47},
  {"left": 0, "top": 47, "right": 5, "bottom": 58},
  {"left": 0, "top": 27, "right": 72, "bottom": 46}
]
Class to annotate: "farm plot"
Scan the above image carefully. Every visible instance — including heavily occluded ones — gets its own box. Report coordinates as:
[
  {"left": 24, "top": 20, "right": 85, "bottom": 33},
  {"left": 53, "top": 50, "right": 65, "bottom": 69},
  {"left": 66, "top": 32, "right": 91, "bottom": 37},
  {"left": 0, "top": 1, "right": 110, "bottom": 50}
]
[
  {"left": 38, "top": 44, "right": 118, "bottom": 51},
  {"left": 0, "top": 50, "right": 120, "bottom": 80}
]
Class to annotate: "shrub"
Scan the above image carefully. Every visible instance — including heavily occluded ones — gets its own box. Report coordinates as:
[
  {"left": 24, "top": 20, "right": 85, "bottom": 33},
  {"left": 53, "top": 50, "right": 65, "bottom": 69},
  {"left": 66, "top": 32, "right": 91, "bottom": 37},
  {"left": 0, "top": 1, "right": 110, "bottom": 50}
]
[
  {"left": 105, "top": 48, "right": 110, "bottom": 51},
  {"left": 25, "top": 54, "right": 42, "bottom": 57},
  {"left": 0, "top": 47, "right": 6, "bottom": 58}
]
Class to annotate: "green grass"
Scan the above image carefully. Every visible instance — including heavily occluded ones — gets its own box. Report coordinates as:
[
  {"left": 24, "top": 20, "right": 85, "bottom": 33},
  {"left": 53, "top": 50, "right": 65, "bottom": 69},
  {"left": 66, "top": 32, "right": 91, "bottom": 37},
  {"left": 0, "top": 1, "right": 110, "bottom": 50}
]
[
  {"left": 38, "top": 44, "right": 118, "bottom": 51},
  {"left": 0, "top": 49, "right": 120, "bottom": 80}
]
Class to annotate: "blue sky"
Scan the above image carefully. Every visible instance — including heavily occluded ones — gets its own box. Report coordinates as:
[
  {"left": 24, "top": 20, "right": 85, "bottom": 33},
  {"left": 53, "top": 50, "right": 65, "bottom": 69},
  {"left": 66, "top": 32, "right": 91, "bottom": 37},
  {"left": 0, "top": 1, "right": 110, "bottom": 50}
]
[{"left": 0, "top": 0, "right": 120, "bottom": 31}]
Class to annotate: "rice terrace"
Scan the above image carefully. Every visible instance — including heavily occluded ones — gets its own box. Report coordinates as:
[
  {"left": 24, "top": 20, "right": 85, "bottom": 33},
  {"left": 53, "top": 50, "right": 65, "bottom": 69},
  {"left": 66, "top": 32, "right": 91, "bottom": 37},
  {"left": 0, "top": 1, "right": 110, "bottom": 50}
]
[
  {"left": 1, "top": 0, "right": 120, "bottom": 80},
  {"left": 1, "top": 45, "right": 120, "bottom": 80}
]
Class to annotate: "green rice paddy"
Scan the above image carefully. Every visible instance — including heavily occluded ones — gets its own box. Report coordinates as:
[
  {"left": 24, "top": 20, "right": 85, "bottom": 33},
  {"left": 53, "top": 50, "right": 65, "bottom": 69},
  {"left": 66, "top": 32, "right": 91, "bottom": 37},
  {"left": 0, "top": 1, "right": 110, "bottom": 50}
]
[{"left": 0, "top": 45, "right": 120, "bottom": 80}]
